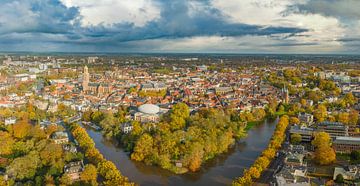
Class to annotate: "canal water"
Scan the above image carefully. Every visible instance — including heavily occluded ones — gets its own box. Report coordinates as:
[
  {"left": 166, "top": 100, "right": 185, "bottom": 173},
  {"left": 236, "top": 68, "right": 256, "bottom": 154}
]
[{"left": 84, "top": 118, "right": 278, "bottom": 186}]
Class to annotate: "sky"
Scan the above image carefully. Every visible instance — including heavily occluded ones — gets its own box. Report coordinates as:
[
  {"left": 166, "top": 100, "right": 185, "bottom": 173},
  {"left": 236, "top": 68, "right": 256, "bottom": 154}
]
[{"left": 0, "top": 0, "right": 359, "bottom": 54}]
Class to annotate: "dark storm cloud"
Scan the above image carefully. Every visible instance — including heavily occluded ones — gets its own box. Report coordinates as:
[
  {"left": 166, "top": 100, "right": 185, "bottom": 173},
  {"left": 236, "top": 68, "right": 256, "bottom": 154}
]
[{"left": 285, "top": 0, "right": 360, "bottom": 20}]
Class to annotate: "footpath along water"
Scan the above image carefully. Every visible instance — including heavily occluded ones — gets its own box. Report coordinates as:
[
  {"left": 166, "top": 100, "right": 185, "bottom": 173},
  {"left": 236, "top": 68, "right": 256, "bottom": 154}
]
[{"left": 84, "top": 118, "right": 278, "bottom": 186}]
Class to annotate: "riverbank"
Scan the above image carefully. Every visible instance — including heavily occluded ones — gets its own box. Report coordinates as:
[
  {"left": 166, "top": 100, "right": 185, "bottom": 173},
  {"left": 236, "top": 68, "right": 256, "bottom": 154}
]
[{"left": 233, "top": 115, "right": 289, "bottom": 185}]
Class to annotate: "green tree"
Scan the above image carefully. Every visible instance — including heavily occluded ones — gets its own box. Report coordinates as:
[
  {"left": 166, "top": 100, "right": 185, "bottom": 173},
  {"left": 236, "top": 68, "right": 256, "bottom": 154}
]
[
  {"left": 91, "top": 111, "right": 104, "bottom": 124},
  {"left": 335, "top": 174, "right": 344, "bottom": 183},
  {"left": 131, "top": 134, "right": 154, "bottom": 161},
  {"left": 291, "top": 133, "right": 302, "bottom": 144},
  {"left": 6, "top": 152, "right": 41, "bottom": 180}
]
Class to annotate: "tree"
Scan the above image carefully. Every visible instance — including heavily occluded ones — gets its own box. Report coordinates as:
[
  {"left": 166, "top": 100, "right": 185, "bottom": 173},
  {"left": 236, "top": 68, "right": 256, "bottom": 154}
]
[
  {"left": 349, "top": 109, "right": 359, "bottom": 125},
  {"left": 40, "top": 143, "right": 63, "bottom": 165},
  {"left": 0, "top": 131, "right": 14, "bottom": 155},
  {"left": 97, "top": 161, "right": 129, "bottom": 185},
  {"left": 344, "top": 92, "right": 357, "bottom": 106},
  {"left": 337, "top": 112, "right": 349, "bottom": 125},
  {"left": 350, "top": 150, "right": 360, "bottom": 161},
  {"left": 169, "top": 103, "right": 189, "bottom": 130},
  {"left": 277, "top": 105, "right": 285, "bottom": 113},
  {"left": 80, "top": 164, "right": 98, "bottom": 185},
  {"left": 184, "top": 142, "right": 204, "bottom": 172},
  {"left": 247, "top": 166, "right": 261, "bottom": 179},
  {"left": 312, "top": 132, "right": 331, "bottom": 148},
  {"left": 12, "top": 119, "right": 31, "bottom": 139},
  {"left": 6, "top": 152, "right": 41, "bottom": 180},
  {"left": 313, "top": 146, "right": 336, "bottom": 165},
  {"left": 91, "top": 111, "right": 104, "bottom": 124},
  {"left": 314, "top": 104, "right": 327, "bottom": 122},
  {"left": 252, "top": 108, "right": 266, "bottom": 121},
  {"left": 82, "top": 110, "right": 93, "bottom": 122},
  {"left": 291, "top": 133, "right": 302, "bottom": 144},
  {"left": 59, "top": 174, "right": 72, "bottom": 186},
  {"left": 335, "top": 174, "right": 344, "bottom": 183},
  {"left": 289, "top": 117, "right": 300, "bottom": 125},
  {"left": 131, "top": 133, "right": 154, "bottom": 161}
]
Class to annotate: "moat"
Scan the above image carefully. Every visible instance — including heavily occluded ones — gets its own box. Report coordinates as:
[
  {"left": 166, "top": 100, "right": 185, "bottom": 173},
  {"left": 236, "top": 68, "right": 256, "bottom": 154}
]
[{"left": 84, "top": 118, "right": 278, "bottom": 186}]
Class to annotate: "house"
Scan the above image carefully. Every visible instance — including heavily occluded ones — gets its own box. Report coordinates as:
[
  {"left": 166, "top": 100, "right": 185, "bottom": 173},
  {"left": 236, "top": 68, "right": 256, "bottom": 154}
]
[
  {"left": 316, "top": 121, "right": 349, "bottom": 139},
  {"left": 63, "top": 144, "right": 77, "bottom": 153},
  {"left": 121, "top": 122, "right": 133, "bottom": 134},
  {"left": 285, "top": 153, "right": 305, "bottom": 166},
  {"left": 4, "top": 117, "right": 16, "bottom": 125},
  {"left": 290, "top": 125, "right": 314, "bottom": 142},
  {"left": 51, "top": 131, "right": 69, "bottom": 144},
  {"left": 40, "top": 120, "right": 56, "bottom": 130},
  {"left": 333, "top": 165, "right": 360, "bottom": 181},
  {"left": 298, "top": 113, "right": 313, "bottom": 125},
  {"left": 275, "top": 166, "right": 310, "bottom": 186},
  {"left": 64, "top": 161, "right": 84, "bottom": 181},
  {"left": 332, "top": 136, "right": 360, "bottom": 153}
]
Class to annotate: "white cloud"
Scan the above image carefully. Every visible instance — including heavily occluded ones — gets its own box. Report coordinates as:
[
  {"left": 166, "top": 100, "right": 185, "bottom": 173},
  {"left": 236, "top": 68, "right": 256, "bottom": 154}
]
[
  {"left": 211, "top": 0, "right": 346, "bottom": 50},
  {"left": 60, "top": 0, "right": 160, "bottom": 27}
]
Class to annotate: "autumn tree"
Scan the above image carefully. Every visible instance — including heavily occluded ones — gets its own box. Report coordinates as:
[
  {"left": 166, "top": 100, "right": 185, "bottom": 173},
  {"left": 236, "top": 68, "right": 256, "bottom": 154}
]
[
  {"left": 39, "top": 143, "right": 63, "bottom": 165},
  {"left": 12, "top": 119, "right": 31, "bottom": 139},
  {"left": 0, "top": 131, "right": 14, "bottom": 155},
  {"left": 314, "top": 146, "right": 336, "bottom": 165},
  {"left": 168, "top": 102, "right": 189, "bottom": 130},
  {"left": 337, "top": 112, "right": 349, "bottom": 124},
  {"left": 80, "top": 164, "right": 98, "bottom": 185},
  {"left": 349, "top": 109, "right": 359, "bottom": 125},
  {"left": 343, "top": 92, "right": 357, "bottom": 106},
  {"left": 252, "top": 108, "right": 266, "bottom": 121},
  {"left": 131, "top": 133, "right": 154, "bottom": 161},
  {"left": 314, "top": 104, "right": 327, "bottom": 122},
  {"left": 289, "top": 117, "right": 300, "bottom": 125},
  {"left": 6, "top": 152, "right": 41, "bottom": 180},
  {"left": 312, "top": 132, "right": 331, "bottom": 148}
]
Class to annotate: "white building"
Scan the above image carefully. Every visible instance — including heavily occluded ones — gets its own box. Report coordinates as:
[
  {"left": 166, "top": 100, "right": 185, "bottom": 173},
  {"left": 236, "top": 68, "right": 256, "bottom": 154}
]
[
  {"left": 134, "top": 104, "right": 168, "bottom": 123},
  {"left": 5, "top": 117, "right": 16, "bottom": 125}
]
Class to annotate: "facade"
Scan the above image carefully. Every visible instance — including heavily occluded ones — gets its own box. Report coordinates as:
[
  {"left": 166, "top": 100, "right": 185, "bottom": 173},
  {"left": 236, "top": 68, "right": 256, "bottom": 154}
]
[
  {"left": 332, "top": 136, "right": 360, "bottom": 153},
  {"left": 298, "top": 113, "right": 313, "bottom": 125},
  {"left": 51, "top": 131, "right": 69, "bottom": 144},
  {"left": 333, "top": 166, "right": 360, "bottom": 181},
  {"left": 64, "top": 161, "right": 84, "bottom": 181},
  {"left": 316, "top": 121, "right": 349, "bottom": 139},
  {"left": 275, "top": 166, "right": 310, "bottom": 186},
  {"left": 82, "top": 66, "right": 89, "bottom": 92},
  {"left": 4, "top": 117, "right": 16, "bottom": 126},
  {"left": 290, "top": 126, "right": 314, "bottom": 142},
  {"left": 134, "top": 104, "right": 167, "bottom": 123},
  {"left": 121, "top": 122, "right": 133, "bottom": 134},
  {"left": 141, "top": 82, "right": 166, "bottom": 92}
]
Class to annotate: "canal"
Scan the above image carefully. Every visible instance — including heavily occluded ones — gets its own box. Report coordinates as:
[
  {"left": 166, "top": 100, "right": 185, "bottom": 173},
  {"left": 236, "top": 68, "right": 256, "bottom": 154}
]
[{"left": 84, "top": 118, "right": 278, "bottom": 186}]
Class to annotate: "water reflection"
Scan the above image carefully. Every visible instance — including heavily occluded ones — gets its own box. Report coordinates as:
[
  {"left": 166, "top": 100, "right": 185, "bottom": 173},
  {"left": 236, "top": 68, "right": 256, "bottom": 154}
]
[{"left": 85, "top": 118, "right": 278, "bottom": 186}]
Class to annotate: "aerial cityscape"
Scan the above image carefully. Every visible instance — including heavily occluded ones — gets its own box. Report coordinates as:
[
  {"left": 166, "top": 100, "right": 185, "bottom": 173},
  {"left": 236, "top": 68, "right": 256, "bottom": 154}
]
[{"left": 0, "top": 1, "right": 360, "bottom": 186}]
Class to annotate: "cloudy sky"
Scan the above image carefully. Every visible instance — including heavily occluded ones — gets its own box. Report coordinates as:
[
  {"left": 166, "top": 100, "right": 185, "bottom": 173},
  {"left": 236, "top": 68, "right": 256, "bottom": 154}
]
[{"left": 0, "top": 0, "right": 359, "bottom": 53}]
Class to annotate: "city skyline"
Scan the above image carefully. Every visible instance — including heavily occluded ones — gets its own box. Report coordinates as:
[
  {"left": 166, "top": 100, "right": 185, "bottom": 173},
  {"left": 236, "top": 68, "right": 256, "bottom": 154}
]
[{"left": 1, "top": 0, "right": 360, "bottom": 54}]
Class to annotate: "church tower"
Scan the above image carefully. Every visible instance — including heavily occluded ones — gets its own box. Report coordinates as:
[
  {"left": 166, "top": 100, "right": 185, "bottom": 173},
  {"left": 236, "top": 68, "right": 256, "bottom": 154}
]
[
  {"left": 82, "top": 66, "right": 89, "bottom": 92},
  {"left": 282, "top": 85, "right": 289, "bottom": 104}
]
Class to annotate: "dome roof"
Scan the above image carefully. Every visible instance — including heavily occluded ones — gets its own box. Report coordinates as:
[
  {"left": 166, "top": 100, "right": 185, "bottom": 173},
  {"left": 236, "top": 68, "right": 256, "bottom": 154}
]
[{"left": 138, "top": 104, "right": 160, "bottom": 114}]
